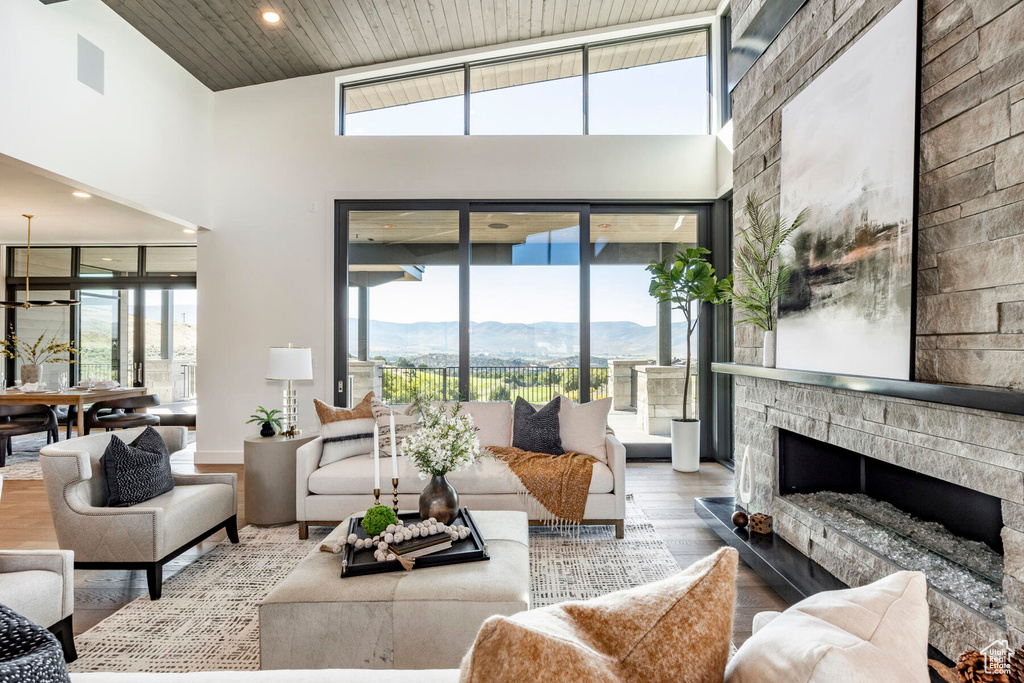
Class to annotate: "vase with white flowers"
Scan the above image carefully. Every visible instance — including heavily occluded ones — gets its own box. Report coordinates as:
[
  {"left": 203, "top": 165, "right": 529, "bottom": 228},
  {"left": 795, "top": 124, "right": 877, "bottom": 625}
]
[{"left": 404, "top": 396, "right": 481, "bottom": 524}]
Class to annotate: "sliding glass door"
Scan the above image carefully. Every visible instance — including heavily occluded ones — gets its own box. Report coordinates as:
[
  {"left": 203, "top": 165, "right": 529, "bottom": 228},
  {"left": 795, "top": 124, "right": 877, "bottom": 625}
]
[
  {"left": 347, "top": 210, "right": 460, "bottom": 403},
  {"left": 469, "top": 209, "right": 581, "bottom": 402},
  {"left": 79, "top": 289, "right": 129, "bottom": 383},
  {"left": 336, "top": 202, "right": 729, "bottom": 462},
  {"left": 4, "top": 246, "right": 198, "bottom": 423}
]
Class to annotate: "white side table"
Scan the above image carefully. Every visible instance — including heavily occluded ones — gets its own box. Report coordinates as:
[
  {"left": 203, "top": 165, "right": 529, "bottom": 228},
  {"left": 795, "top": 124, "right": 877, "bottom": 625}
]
[{"left": 244, "top": 433, "right": 318, "bottom": 526}]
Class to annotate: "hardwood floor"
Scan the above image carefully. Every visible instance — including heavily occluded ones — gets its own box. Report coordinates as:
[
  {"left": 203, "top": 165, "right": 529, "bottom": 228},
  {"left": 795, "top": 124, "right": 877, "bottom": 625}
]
[
  {"left": 2, "top": 457, "right": 787, "bottom": 645},
  {"left": 626, "top": 462, "right": 789, "bottom": 644}
]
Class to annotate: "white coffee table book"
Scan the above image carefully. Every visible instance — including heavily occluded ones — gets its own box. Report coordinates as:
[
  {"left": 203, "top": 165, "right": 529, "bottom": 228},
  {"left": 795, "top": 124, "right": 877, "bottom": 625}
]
[{"left": 259, "top": 510, "right": 529, "bottom": 670}]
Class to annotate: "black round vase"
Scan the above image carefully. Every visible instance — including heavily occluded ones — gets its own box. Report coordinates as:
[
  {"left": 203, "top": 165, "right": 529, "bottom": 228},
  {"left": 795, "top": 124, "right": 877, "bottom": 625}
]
[
  {"left": 260, "top": 422, "right": 275, "bottom": 438},
  {"left": 418, "top": 474, "right": 459, "bottom": 525}
]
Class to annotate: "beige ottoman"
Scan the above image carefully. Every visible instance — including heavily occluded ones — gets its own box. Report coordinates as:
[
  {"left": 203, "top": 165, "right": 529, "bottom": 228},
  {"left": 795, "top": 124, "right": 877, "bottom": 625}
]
[{"left": 260, "top": 510, "right": 530, "bottom": 670}]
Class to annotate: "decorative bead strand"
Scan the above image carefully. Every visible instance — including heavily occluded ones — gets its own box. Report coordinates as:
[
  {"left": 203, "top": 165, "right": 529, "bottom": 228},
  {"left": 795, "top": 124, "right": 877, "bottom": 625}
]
[{"left": 344, "top": 517, "right": 471, "bottom": 562}]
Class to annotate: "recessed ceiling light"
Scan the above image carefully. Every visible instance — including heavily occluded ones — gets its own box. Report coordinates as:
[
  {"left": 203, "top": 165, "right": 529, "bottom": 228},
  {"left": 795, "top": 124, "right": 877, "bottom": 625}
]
[
  {"left": 382, "top": 224, "right": 396, "bottom": 229},
  {"left": 170, "top": 274, "right": 178, "bottom": 278},
  {"left": 262, "top": 10, "right": 281, "bottom": 23},
  {"left": 101, "top": 257, "right": 114, "bottom": 262},
  {"left": 183, "top": 228, "right": 197, "bottom": 234},
  {"left": 488, "top": 223, "right": 509, "bottom": 230},
  {"left": 597, "top": 223, "right": 611, "bottom": 229},
  {"left": 72, "top": 191, "right": 91, "bottom": 198}
]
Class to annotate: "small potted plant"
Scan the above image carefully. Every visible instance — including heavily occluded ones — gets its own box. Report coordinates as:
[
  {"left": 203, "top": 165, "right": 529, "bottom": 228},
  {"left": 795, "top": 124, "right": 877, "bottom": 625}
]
[
  {"left": 246, "top": 406, "right": 283, "bottom": 437},
  {"left": 647, "top": 247, "right": 731, "bottom": 473},
  {"left": 0, "top": 328, "right": 77, "bottom": 385},
  {"left": 404, "top": 395, "right": 481, "bottom": 524},
  {"left": 732, "top": 193, "right": 808, "bottom": 368}
]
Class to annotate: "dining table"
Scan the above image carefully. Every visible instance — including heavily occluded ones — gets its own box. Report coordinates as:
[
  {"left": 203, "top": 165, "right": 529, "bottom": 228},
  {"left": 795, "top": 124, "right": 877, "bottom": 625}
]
[{"left": 0, "top": 386, "right": 150, "bottom": 439}]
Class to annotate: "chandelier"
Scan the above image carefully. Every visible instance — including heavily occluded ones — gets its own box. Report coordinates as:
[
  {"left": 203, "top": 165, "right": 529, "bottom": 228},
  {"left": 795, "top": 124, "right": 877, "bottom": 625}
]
[{"left": 0, "top": 215, "right": 79, "bottom": 308}]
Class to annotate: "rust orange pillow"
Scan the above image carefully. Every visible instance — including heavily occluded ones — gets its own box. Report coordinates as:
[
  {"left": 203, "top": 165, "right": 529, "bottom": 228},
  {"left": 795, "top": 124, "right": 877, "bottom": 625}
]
[{"left": 459, "top": 547, "right": 738, "bottom": 683}]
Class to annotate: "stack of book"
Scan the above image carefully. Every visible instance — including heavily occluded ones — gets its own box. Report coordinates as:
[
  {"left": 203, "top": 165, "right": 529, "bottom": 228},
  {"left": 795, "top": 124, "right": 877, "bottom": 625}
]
[{"left": 389, "top": 534, "right": 452, "bottom": 559}]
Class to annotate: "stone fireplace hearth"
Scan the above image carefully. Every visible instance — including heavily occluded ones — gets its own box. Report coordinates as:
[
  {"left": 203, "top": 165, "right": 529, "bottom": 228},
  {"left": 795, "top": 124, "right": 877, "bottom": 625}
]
[{"left": 734, "top": 374, "right": 1024, "bottom": 658}]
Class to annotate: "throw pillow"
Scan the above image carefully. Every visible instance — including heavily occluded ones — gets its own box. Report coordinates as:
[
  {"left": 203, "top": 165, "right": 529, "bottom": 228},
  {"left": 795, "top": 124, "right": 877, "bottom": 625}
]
[
  {"left": 101, "top": 433, "right": 175, "bottom": 507},
  {"left": 315, "top": 393, "right": 376, "bottom": 467},
  {"left": 724, "top": 571, "right": 930, "bottom": 683},
  {"left": 460, "top": 547, "right": 738, "bottom": 683},
  {"left": 370, "top": 397, "right": 421, "bottom": 455},
  {"left": 556, "top": 393, "right": 612, "bottom": 463},
  {"left": 0, "top": 603, "right": 70, "bottom": 683},
  {"left": 512, "top": 396, "right": 563, "bottom": 455},
  {"left": 130, "top": 425, "right": 170, "bottom": 457}
]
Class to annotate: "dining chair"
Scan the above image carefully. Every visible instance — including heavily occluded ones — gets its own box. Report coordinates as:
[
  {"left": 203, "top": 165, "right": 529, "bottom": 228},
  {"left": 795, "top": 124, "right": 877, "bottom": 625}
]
[
  {"left": 83, "top": 394, "right": 161, "bottom": 435},
  {"left": 0, "top": 405, "right": 58, "bottom": 466}
]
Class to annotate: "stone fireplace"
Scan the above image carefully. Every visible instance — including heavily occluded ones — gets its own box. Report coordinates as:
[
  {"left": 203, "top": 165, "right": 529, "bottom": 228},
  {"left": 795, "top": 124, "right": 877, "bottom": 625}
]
[{"left": 734, "top": 374, "right": 1024, "bottom": 658}]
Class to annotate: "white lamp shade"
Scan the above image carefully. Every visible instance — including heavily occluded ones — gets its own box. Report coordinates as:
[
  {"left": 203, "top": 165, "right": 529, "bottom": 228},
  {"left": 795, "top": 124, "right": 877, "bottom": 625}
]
[{"left": 266, "top": 346, "right": 313, "bottom": 381}]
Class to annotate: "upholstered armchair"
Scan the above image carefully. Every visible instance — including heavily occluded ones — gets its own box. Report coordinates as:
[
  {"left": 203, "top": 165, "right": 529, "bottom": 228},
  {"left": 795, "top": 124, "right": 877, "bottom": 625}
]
[
  {"left": 39, "top": 426, "right": 238, "bottom": 600},
  {"left": 0, "top": 549, "right": 75, "bottom": 662}
]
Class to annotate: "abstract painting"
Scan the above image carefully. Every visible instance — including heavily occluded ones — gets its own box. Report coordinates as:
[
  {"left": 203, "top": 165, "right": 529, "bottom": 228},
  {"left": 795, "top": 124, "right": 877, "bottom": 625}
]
[{"left": 776, "top": 0, "right": 917, "bottom": 380}]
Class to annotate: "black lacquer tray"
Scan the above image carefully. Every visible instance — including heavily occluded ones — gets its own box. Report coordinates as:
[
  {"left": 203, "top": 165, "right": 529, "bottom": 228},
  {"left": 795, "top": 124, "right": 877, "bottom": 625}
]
[{"left": 340, "top": 507, "right": 489, "bottom": 577}]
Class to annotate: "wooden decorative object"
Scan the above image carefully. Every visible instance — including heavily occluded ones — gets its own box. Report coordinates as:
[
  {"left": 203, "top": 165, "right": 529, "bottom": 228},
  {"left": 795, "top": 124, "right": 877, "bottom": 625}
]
[
  {"left": 1011, "top": 647, "right": 1024, "bottom": 682},
  {"left": 749, "top": 513, "right": 773, "bottom": 535},
  {"left": 953, "top": 647, "right": 1016, "bottom": 683},
  {"left": 731, "top": 511, "right": 749, "bottom": 528}
]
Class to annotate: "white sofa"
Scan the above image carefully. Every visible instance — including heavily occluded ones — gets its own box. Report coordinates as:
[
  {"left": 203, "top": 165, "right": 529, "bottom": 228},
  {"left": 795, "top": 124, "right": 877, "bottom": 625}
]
[{"left": 296, "top": 401, "right": 626, "bottom": 539}]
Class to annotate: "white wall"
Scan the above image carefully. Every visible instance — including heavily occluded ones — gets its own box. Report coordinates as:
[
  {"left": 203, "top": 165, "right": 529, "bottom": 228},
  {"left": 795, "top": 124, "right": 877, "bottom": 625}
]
[
  {"left": 200, "top": 71, "right": 721, "bottom": 462},
  {"left": 0, "top": 0, "right": 213, "bottom": 227}
]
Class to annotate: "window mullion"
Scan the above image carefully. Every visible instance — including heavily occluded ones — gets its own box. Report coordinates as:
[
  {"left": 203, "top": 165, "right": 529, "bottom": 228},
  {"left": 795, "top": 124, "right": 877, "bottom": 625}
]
[{"left": 464, "top": 64, "right": 471, "bottom": 136}]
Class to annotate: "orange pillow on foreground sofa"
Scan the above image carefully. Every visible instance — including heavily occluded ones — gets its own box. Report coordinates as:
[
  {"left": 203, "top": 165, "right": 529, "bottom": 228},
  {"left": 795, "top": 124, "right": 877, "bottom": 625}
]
[{"left": 459, "top": 547, "right": 738, "bottom": 683}]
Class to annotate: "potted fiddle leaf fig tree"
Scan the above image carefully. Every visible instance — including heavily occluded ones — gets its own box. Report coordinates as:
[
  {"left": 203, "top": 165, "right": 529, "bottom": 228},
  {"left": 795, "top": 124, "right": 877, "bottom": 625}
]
[
  {"left": 732, "top": 193, "right": 808, "bottom": 368},
  {"left": 647, "top": 247, "right": 732, "bottom": 473}
]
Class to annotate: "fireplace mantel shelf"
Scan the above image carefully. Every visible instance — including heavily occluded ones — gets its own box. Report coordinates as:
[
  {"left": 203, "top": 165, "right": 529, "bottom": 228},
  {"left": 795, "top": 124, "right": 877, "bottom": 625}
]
[{"left": 712, "top": 362, "right": 1024, "bottom": 417}]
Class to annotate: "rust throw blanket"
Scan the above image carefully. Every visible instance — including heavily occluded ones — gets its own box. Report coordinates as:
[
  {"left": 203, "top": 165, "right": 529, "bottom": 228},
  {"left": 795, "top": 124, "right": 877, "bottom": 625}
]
[{"left": 488, "top": 447, "right": 598, "bottom": 529}]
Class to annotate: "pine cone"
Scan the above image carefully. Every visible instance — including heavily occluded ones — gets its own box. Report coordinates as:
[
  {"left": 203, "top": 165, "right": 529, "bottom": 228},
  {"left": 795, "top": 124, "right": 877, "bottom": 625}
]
[
  {"left": 1010, "top": 648, "right": 1024, "bottom": 683},
  {"left": 958, "top": 649, "right": 1012, "bottom": 683}
]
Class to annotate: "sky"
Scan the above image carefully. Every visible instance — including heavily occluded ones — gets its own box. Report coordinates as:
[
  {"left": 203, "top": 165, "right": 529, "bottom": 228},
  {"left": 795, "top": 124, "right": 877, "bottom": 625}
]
[
  {"left": 359, "top": 263, "right": 657, "bottom": 326},
  {"left": 345, "top": 56, "right": 709, "bottom": 136}
]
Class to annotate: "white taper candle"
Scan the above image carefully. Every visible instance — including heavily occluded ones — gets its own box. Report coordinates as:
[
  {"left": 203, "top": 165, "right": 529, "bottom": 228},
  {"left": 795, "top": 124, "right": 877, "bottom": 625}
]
[
  {"left": 373, "top": 422, "right": 380, "bottom": 490},
  {"left": 390, "top": 413, "right": 398, "bottom": 478}
]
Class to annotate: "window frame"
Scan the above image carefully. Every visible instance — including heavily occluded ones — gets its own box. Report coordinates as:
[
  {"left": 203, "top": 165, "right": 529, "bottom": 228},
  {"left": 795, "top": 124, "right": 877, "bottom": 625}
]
[
  {"left": 3, "top": 245, "right": 197, "bottom": 387},
  {"left": 334, "top": 199, "right": 733, "bottom": 463},
  {"left": 338, "top": 26, "right": 713, "bottom": 137}
]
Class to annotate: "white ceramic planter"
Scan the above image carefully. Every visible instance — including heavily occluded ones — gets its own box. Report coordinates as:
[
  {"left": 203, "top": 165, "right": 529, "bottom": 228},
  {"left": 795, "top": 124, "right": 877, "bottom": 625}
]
[
  {"left": 670, "top": 419, "right": 700, "bottom": 472},
  {"left": 763, "top": 330, "right": 777, "bottom": 368}
]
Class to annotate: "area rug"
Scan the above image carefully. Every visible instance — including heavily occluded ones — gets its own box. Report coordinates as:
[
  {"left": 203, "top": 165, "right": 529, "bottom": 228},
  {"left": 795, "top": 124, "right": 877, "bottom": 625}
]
[{"left": 69, "top": 495, "right": 681, "bottom": 673}]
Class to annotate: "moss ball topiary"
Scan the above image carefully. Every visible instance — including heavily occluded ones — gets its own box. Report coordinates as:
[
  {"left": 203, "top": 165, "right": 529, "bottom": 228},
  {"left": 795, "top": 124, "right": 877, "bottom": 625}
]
[{"left": 361, "top": 505, "right": 398, "bottom": 536}]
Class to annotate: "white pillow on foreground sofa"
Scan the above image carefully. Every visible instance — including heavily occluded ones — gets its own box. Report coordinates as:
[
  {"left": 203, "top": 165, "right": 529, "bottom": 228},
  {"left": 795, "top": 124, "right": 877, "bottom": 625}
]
[{"left": 725, "top": 571, "right": 930, "bottom": 683}]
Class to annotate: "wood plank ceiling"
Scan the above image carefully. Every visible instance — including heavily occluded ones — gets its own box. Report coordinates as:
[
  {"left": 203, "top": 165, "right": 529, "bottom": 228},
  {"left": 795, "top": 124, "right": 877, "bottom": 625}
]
[
  {"left": 100, "top": 0, "right": 720, "bottom": 91},
  {"left": 345, "top": 31, "right": 707, "bottom": 112}
]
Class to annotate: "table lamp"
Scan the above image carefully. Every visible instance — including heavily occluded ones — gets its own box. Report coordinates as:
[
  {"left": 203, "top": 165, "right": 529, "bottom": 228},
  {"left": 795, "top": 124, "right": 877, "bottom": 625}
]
[{"left": 266, "top": 344, "right": 313, "bottom": 438}]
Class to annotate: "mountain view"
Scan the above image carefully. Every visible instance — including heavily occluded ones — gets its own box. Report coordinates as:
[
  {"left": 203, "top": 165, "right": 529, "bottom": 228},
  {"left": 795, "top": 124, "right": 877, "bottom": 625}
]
[{"left": 353, "top": 319, "right": 694, "bottom": 366}]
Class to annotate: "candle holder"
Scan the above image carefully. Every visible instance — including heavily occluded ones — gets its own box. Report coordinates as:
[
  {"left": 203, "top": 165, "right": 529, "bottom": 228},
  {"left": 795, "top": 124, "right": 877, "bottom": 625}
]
[
  {"left": 392, "top": 477, "right": 399, "bottom": 514},
  {"left": 373, "top": 488, "right": 381, "bottom": 506}
]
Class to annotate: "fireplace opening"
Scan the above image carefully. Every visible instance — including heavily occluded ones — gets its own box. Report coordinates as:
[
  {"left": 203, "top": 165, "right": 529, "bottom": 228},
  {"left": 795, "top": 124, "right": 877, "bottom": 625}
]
[
  {"left": 777, "top": 429, "right": 1005, "bottom": 625},
  {"left": 778, "top": 429, "right": 1003, "bottom": 552}
]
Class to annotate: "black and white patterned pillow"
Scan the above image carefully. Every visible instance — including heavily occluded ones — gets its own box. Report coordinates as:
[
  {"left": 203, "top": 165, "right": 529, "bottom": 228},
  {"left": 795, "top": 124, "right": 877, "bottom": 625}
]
[
  {"left": 512, "top": 396, "right": 564, "bottom": 455},
  {"left": 101, "top": 431, "right": 175, "bottom": 507},
  {"left": 130, "top": 426, "right": 170, "bottom": 458},
  {"left": 0, "top": 603, "right": 70, "bottom": 682}
]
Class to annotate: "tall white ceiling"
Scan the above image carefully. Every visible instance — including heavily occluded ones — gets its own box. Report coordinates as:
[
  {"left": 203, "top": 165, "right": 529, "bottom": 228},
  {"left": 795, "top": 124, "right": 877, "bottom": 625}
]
[{"left": 0, "top": 156, "right": 199, "bottom": 246}]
